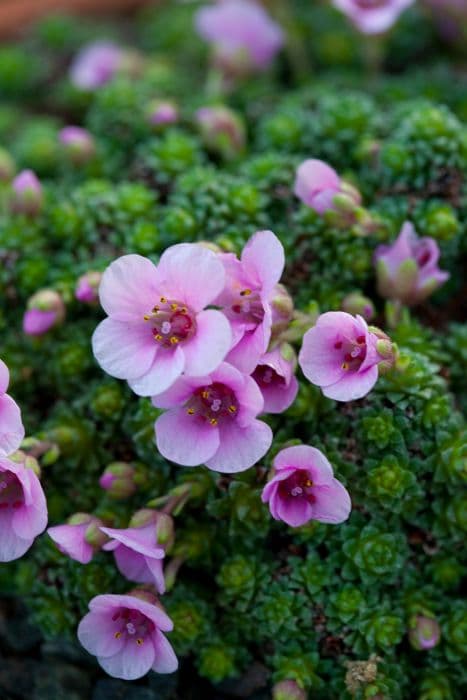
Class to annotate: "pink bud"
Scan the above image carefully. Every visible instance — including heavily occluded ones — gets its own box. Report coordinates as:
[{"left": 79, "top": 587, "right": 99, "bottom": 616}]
[
  {"left": 409, "top": 615, "right": 441, "bottom": 650},
  {"left": 99, "top": 462, "right": 137, "bottom": 499},
  {"left": 195, "top": 106, "right": 245, "bottom": 159},
  {"left": 23, "top": 289, "right": 65, "bottom": 336},
  {"left": 59, "top": 126, "right": 95, "bottom": 165},
  {"left": 272, "top": 679, "right": 307, "bottom": 700},
  {"left": 75, "top": 271, "right": 102, "bottom": 304},
  {"left": 10, "top": 170, "right": 43, "bottom": 216},
  {"left": 147, "top": 100, "right": 179, "bottom": 128}
]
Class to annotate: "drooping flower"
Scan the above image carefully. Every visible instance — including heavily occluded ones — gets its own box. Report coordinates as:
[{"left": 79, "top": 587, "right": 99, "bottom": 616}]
[
  {"left": 408, "top": 615, "right": 441, "bottom": 650},
  {"left": 10, "top": 169, "right": 43, "bottom": 216},
  {"left": 69, "top": 41, "right": 123, "bottom": 90},
  {"left": 374, "top": 221, "right": 449, "bottom": 306},
  {"left": 75, "top": 271, "right": 102, "bottom": 304},
  {"left": 332, "top": 0, "right": 415, "bottom": 35},
  {"left": 48, "top": 513, "right": 107, "bottom": 565},
  {"left": 299, "top": 311, "right": 393, "bottom": 401},
  {"left": 153, "top": 361, "right": 273, "bottom": 473},
  {"left": 23, "top": 289, "right": 65, "bottom": 336},
  {"left": 214, "top": 230, "right": 285, "bottom": 373},
  {"left": 92, "top": 246, "right": 231, "bottom": 397},
  {"left": 77, "top": 592, "right": 178, "bottom": 680},
  {"left": 195, "top": 0, "right": 284, "bottom": 75},
  {"left": 293, "top": 159, "right": 361, "bottom": 216},
  {"left": 195, "top": 106, "right": 245, "bottom": 159},
  {"left": 261, "top": 444, "right": 351, "bottom": 527},
  {"left": 100, "top": 524, "right": 166, "bottom": 594},
  {"left": 59, "top": 126, "right": 96, "bottom": 164},
  {"left": 252, "top": 345, "right": 299, "bottom": 414},
  {"left": 147, "top": 100, "right": 179, "bottom": 128},
  {"left": 0, "top": 454, "right": 47, "bottom": 562},
  {"left": 0, "top": 359, "right": 25, "bottom": 457}
]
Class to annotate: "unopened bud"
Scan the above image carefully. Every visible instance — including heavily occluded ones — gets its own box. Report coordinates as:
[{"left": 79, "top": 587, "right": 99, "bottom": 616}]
[
  {"left": 146, "top": 99, "right": 179, "bottom": 128},
  {"left": 129, "top": 508, "right": 159, "bottom": 529},
  {"left": 272, "top": 680, "right": 307, "bottom": 700},
  {"left": 99, "top": 462, "right": 137, "bottom": 499},
  {"left": 75, "top": 271, "right": 102, "bottom": 304},
  {"left": 0, "top": 147, "right": 15, "bottom": 181},
  {"left": 195, "top": 105, "right": 245, "bottom": 159},
  {"left": 23, "top": 289, "right": 65, "bottom": 336},
  {"left": 271, "top": 283, "right": 294, "bottom": 337},
  {"left": 342, "top": 292, "right": 375, "bottom": 321},
  {"left": 59, "top": 126, "right": 95, "bottom": 165},
  {"left": 10, "top": 169, "right": 43, "bottom": 216},
  {"left": 409, "top": 615, "right": 441, "bottom": 650},
  {"left": 155, "top": 513, "right": 175, "bottom": 549}
]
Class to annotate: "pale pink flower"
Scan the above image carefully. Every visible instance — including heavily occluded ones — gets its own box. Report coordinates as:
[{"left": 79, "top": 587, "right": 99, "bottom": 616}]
[
  {"left": 48, "top": 513, "right": 107, "bottom": 565},
  {"left": 252, "top": 346, "right": 298, "bottom": 414},
  {"left": 261, "top": 444, "right": 351, "bottom": 527},
  {"left": 0, "top": 359, "right": 25, "bottom": 457},
  {"left": 101, "top": 525, "right": 166, "bottom": 594},
  {"left": 0, "top": 455, "right": 47, "bottom": 562},
  {"left": 195, "top": 0, "right": 284, "bottom": 73},
  {"left": 77, "top": 593, "right": 178, "bottom": 680},
  {"left": 214, "top": 230, "right": 285, "bottom": 373},
  {"left": 70, "top": 41, "right": 123, "bottom": 90},
  {"left": 332, "top": 0, "right": 415, "bottom": 35},
  {"left": 374, "top": 221, "right": 449, "bottom": 306},
  {"left": 92, "top": 246, "right": 231, "bottom": 396},
  {"left": 153, "top": 361, "right": 272, "bottom": 473},
  {"left": 299, "top": 312, "right": 387, "bottom": 401}
]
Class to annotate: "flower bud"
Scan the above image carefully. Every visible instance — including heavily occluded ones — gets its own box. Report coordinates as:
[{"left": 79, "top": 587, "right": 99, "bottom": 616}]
[
  {"left": 67, "top": 512, "right": 108, "bottom": 549},
  {"left": 409, "top": 615, "right": 441, "bottom": 650},
  {"left": 9, "top": 450, "right": 41, "bottom": 477},
  {"left": 23, "top": 289, "right": 65, "bottom": 336},
  {"left": 129, "top": 508, "right": 158, "bottom": 529},
  {"left": 271, "top": 283, "right": 294, "bottom": 337},
  {"left": 0, "top": 147, "right": 15, "bottom": 182},
  {"left": 195, "top": 106, "right": 245, "bottom": 159},
  {"left": 99, "top": 462, "right": 137, "bottom": 499},
  {"left": 342, "top": 292, "right": 375, "bottom": 321},
  {"left": 368, "top": 326, "right": 398, "bottom": 374},
  {"left": 155, "top": 513, "right": 175, "bottom": 549},
  {"left": 126, "top": 587, "right": 159, "bottom": 606},
  {"left": 75, "top": 271, "right": 102, "bottom": 304},
  {"left": 10, "top": 169, "right": 43, "bottom": 216},
  {"left": 272, "top": 680, "right": 307, "bottom": 700},
  {"left": 146, "top": 99, "right": 179, "bottom": 128},
  {"left": 59, "top": 126, "right": 95, "bottom": 165}
]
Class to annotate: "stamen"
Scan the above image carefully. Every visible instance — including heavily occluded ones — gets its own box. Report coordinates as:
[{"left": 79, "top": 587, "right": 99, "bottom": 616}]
[
  {"left": 160, "top": 296, "right": 167, "bottom": 303},
  {"left": 152, "top": 305, "right": 159, "bottom": 313},
  {"left": 136, "top": 638, "right": 144, "bottom": 645},
  {"left": 114, "top": 631, "right": 122, "bottom": 639},
  {"left": 170, "top": 303, "right": 178, "bottom": 311},
  {"left": 143, "top": 314, "right": 151, "bottom": 321},
  {"left": 154, "top": 334, "right": 163, "bottom": 341},
  {"left": 342, "top": 362, "right": 349, "bottom": 370},
  {"left": 180, "top": 307, "right": 187, "bottom": 314},
  {"left": 187, "top": 408, "right": 195, "bottom": 415},
  {"left": 170, "top": 336, "right": 179, "bottom": 344},
  {"left": 201, "top": 390, "right": 210, "bottom": 399},
  {"left": 240, "top": 289, "right": 252, "bottom": 296},
  {"left": 210, "top": 418, "right": 218, "bottom": 426},
  {"left": 304, "top": 479, "right": 313, "bottom": 487},
  {"left": 228, "top": 405, "right": 237, "bottom": 413}
]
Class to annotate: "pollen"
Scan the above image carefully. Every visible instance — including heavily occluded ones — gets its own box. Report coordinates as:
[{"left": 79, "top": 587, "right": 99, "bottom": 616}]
[
  {"left": 180, "top": 306, "right": 188, "bottom": 314},
  {"left": 169, "top": 336, "right": 179, "bottom": 344},
  {"left": 210, "top": 418, "right": 218, "bottom": 426},
  {"left": 114, "top": 631, "right": 122, "bottom": 639},
  {"left": 170, "top": 303, "right": 178, "bottom": 310},
  {"left": 143, "top": 314, "right": 151, "bottom": 321},
  {"left": 240, "top": 288, "right": 252, "bottom": 296},
  {"left": 341, "top": 362, "right": 349, "bottom": 370},
  {"left": 201, "top": 390, "right": 210, "bottom": 399},
  {"left": 152, "top": 305, "right": 159, "bottom": 312},
  {"left": 160, "top": 296, "right": 167, "bottom": 303},
  {"left": 187, "top": 408, "right": 195, "bottom": 415},
  {"left": 304, "top": 479, "right": 313, "bottom": 487},
  {"left": 136, "top": 638, "right": 144, "bottom": 646},
  {"left": 154, "top": 334, "right": 163, "bottom": 341},
  {"left": 228, "top": 405, "right": 237, "bottom": 413}
]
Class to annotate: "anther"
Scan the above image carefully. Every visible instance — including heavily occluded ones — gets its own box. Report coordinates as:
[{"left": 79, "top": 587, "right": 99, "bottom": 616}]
[
  {"left": 201, "top": 390, "right": 210, "bottom": 399},
  {"left": 136, "top": 638, "right": 144, "bottom": 646},
  {"left": 228, "top": 405, "right": 237, "bottom": 413},
  {"left": 240, "top": 289, "right": 252, "bottom": 296},
  {"left": 341, "top": 362, "right": 349, "bottom": 370},
  {"left": 154, "top": 334, "right": 163, "bottom": 341},
  {"left": 304, "top": 479, "right": 313, "bottom": 487},
  {"left": 170, "top": 303, "right": 178, "bottom": 311},
  {"left": 143, "top": 314, "right": 151, "bottom": 321},
  {"left": 114, "top": 631, "right": 122, "bottom": 639},
  {"left": 187, "top": 408, "right": 195, "bottom": 415},
  {"left": 210, "top": 418, "right": 218, "bottom": 426},
  {"left": 169, "top": 336, "right": 179, "bottom": 344},
  {"left": 160, "top": 296, "right": 167, "bottom": 303}
]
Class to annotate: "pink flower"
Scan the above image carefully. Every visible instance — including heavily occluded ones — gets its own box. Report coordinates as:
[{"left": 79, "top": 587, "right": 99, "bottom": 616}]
[
  {"left": 408, "top": 615, "right": 441, "bottom": 650},
  {"left": 10, "top": 169, "right": 43, "bottom": 216},
  {"left": 92, "top": 246, "right": 232, "bottom": 396},
  {"left": 332, "top": 0, "right": 414, "bottom": 35},
  {"left": 0, "top": 359, "right": 25, "bottom": 457},
  {"left": 0, "top": 455, "right": 47, "bottom": 562},
  {"left": 195, "top": 0, "right": 284, "bottom": 73},
  {"left": 252, "top": 346, "right": 298, "bottom": 414},
  {"left": 59, "top": 126, "right": 95, "bottom": 164},
  {"left": 261, "top": 444, "right": 351, "bottom": 527},
  {"left": 214, "top": 230, "right": 285, "bottom": 373},
  {"left": 77, "top": 593, "right": 178, "bottom": 680},
  {"left": 374, "top": 221, "right": 449, "bottom": 306},
  {"left": 48, "top": 513, "right": 107, "bottom": 565},
  {"left": 147, "top": 100, "right": 179, "bottom": 127},
  {"left": 101, "top": 525, "right": 166, "bottom": 594},
  {"left": 75, "top": 271, "right": 102, "bottom": 304},
  {"left": 70, "top": 41, "right": 123, "bottom": 90},
  {"left": 153, "top": 361, "right": 273, "bottom": 472},
  {"left": 23, "top": 289, "right": 65, "bottom": 336},
  {"left": 299, "top": 312, "right": 388, "bottom": 401},
  {"left": 294, "top": 159, "right": 343, "bottom": 215}
]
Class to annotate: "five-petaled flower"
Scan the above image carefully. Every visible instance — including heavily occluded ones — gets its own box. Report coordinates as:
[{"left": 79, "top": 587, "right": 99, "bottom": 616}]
[
  {"left": 92, "top": 245, "right": 232, "bottom": 396},
  {"left": 262, "top": 444, "right": 351, "bottom": 527},
  {"left": 153, "top": 361, "right": 272, "bottom": 472},
  {"left": 299, "top": 311, "right": 389, "bottom": 401},
  {"left": 77, "top": 593, "right": 178, "bottom": 680}
]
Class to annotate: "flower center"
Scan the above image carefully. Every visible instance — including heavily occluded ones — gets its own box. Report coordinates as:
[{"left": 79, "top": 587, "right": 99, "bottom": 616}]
[
  {"left": 112, "top": 608, "right": 155, "bottom": 647},
  {"left": 279, "top": 471, "right": 315, "bottom": 502},
  {"left": 185, "top": 382, "right": 238, "bottom": 426},
  {"left": 334, "top": 334, "right": 367, "bottom": 372},
  {"left": 144, "top": 297, "right": 196, "bottom": 348},
  {"left": 252, "top": 364, "right": 285, "bottom": 388},
  {"left": 230, "top": 288, "right": 265, "bottom": 325},
  {"left": 0, "top": 472, "right": 24, "bottom": 510}
]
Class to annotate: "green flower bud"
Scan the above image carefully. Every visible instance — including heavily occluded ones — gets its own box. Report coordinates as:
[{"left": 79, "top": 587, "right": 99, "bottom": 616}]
[
  {"left": 342, "top": 292, "right": 375, "bottom": 321},
  {"left": 0, "top": 147, "right": 15, "bottom": 181}
]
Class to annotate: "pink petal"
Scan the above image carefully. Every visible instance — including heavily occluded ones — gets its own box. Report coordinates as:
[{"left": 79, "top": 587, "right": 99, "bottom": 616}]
[
  {"left": 155, "top": 409, "right": 220, "bottom": 466},
  {"left": 12, "top": 468, "right": 47, "bottom": 538},
  {"left": 235, "top": 374, "right": 265, "bottom": 427},
  {"left": 98, "top": 637, "right": 155, "bottom": 680},
  {"left": 241, "top": 230, "right": 285, "bottom": 294},
  {"left": 128, "top": 346, "right": 185, "bottom": 396},
  {"left": 113, "top": 545, "right": 154, "bottom": 583},
  {"left": 100, "top": 525, "right": 164, "bottom": 559},
  {"left": 322, "top": 365, "right": 379, "bottom": 402},
  {"left": 98, "top": 254, "right": 161, "bottom": 321},
  {"left": 182, "top": 309, "right": 231, "bottom": 376},
  {"left": 47, "top": 523, "right": 93, "bottom": 564},
  {"left": 157, "top": 244, "right": 226, "bottom": 311},
  {"left": 146, "top": 556, "right": 166, "bottom": 594},
  {"left": 0, "top": 394, "right": 25, "bottom": 456},
  {"left": 294, "top": 159, "right": 340, "bottom": 206},
  {"left": 77, "top": 610, "right": 125, "bottom": 658},
  {"left": 261, "top": 375, "right": 299, "bottom": 414},
  {"left": 226, "top": 314, "right": 271, "bottom": 374},
  {"left": 23, "top": 309, "right": 57, "bottom": 335},
  {"left": 0, "top": 510, "right": 32, "bottom": 561},
  {"left": 0, "top": 359, "right": 9, "bottom": 393},
  {"left": 273, "top": 445, "right": 334, "bottom": 484},
  {"left": 89, "top": 594, "right": 173, "bottom": 632},
  {"left": 92, "top": 318, "right": 157, "bottom": 380},
  {"left": 272, "top": 492, "right": 314, "bottom": 527},
  {"left": 151, "top": 376, "right": 206, "bottom": 409},
  {"left": 151, "top": 630, "right": 178, "bottom": 673},
  {"left": 205, "top": 419, "right": 272, "bottom": 473},
  {"left": 311, "top": 479, "right": 351, "bottom": 524}
]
